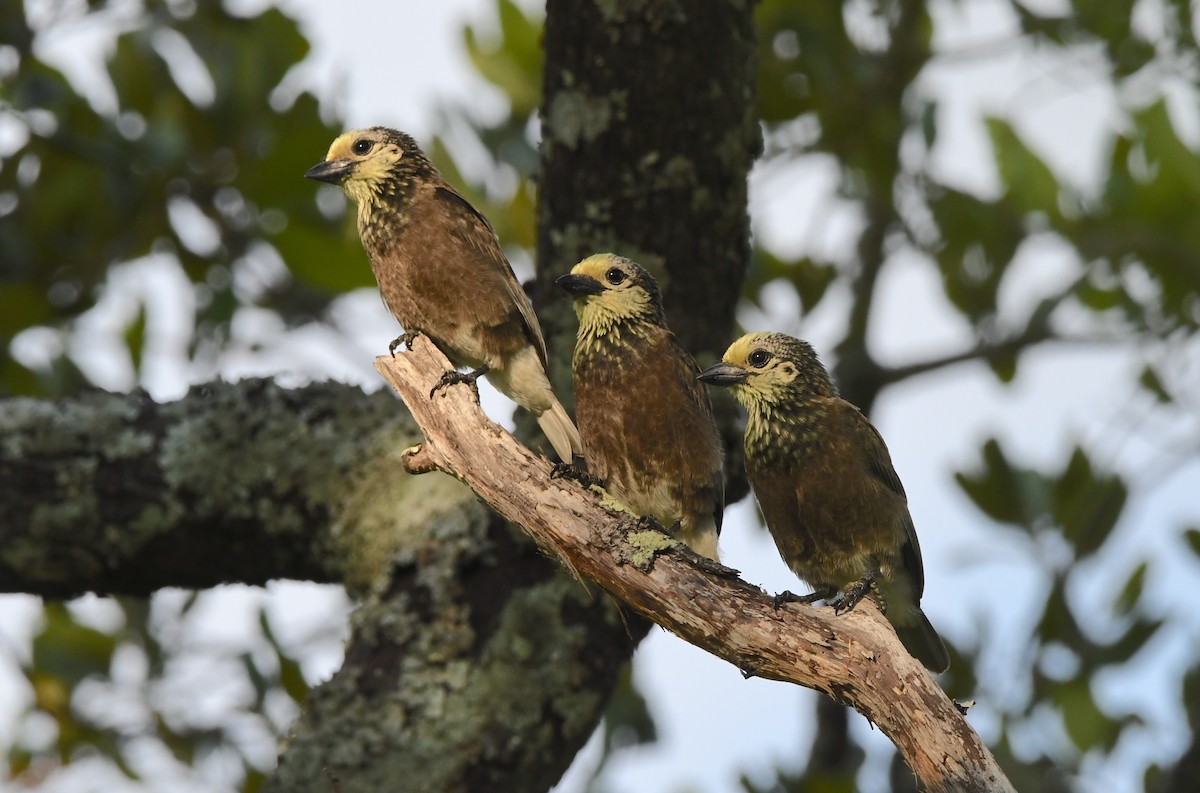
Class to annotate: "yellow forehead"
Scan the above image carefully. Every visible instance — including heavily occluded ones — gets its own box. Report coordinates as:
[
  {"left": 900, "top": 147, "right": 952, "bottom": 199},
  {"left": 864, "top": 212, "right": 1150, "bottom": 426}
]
[
  {"left": 571, "top": 253, "right": 622, "bottom": 279},
  {"left": 324, "top": 129, "right": 394, "bottom": 162},
  {"left": 724, "top": 332, "right": 777, "bottom": 365}
]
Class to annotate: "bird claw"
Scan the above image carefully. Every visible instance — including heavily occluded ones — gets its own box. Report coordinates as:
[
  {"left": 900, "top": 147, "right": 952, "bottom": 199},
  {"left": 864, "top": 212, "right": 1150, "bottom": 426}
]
[
  {"left": 550, "top": 461, "right": 603, "bottom": 489},
  {"left": 388, "top": 331, "right": 420, "bottom": 357},
  {"left": 429, "top": 364, "right": 489, "bottom": 399},
  {"left": 833, "top": 573, "right": 882, "bottom": 615},
  {"left": 636, "top": 514, "right": 675, "bottom": 536},
  {"left": 772, "top": 587, "right": 836, "bottom": 610}
]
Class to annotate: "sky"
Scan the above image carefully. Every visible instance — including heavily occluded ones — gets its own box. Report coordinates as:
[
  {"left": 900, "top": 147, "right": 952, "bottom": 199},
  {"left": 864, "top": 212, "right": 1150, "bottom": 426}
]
[{"left": 3, "top": 1, "right": 1200, "bottom": 792}]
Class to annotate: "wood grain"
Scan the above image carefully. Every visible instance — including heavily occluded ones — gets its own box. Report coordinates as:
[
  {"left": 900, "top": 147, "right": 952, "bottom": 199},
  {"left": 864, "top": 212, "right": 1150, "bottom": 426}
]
[{"left": 375, "top": 336, "right": 1014, "bottom": 793}]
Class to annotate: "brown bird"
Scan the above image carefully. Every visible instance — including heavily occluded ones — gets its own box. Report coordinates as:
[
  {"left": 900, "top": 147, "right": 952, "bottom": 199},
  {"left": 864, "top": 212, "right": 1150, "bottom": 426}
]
[
  {"left": 699, "top": 332, "right": 949, "bottom": 672},
  {"left": 557, "top": 254, "right": 724, "bottom": 560},
  {"left": 304, "top": 127, "right": 581, "bottom": 461}
]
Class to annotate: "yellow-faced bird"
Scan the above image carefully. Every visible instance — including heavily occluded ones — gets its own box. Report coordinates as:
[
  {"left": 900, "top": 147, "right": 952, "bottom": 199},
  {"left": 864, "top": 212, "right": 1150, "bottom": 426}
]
[
  {"left": 305, "top": 127, "right": 582, "bottom": 461},
  {"left": 557, "top": 254, "right": 724, "bottom": 560},
  {"left": 699, "top": 332, "right": 949, "bottom": 672}
]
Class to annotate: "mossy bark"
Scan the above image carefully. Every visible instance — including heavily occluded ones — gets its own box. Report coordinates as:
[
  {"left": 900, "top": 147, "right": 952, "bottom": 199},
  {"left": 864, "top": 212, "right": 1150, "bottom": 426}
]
[{"left": 0, "top": 380, "right": 411, "bottom": 598}]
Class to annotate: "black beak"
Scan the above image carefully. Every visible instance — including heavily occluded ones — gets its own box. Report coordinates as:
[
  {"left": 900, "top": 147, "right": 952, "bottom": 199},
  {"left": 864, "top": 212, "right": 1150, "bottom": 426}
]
[
  {"left": 698, "top": 362, "right": 749, "bottom": 386},
  {"left": 556, "top": 274, "right": 605, "bottom": 297},
  {"left": 304, "top": 159, "right": 354, "bottom": 185}
]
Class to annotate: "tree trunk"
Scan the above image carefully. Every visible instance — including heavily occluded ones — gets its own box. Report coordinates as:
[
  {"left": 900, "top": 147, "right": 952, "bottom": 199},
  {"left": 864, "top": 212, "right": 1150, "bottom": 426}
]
[{"left": 535, "top": 0, "right": 759, "bottom": 504}]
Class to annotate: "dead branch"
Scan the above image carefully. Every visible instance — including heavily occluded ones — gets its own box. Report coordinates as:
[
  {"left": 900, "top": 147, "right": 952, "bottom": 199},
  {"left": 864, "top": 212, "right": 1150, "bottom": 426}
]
[{"left": 375, "top": 337, "right": 1015, "bottom": 793}]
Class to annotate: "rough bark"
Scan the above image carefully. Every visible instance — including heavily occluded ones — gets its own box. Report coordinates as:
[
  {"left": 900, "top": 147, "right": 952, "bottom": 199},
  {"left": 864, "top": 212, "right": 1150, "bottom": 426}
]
[
  {"left": 0, "top": 380, "right": 415, "bottom": 597},
  {"left": 375, "top": 338, "right": 1017, "bottom": 793},
  {"left": 264, "top": 482, "right": 640, "bottom": 793}
]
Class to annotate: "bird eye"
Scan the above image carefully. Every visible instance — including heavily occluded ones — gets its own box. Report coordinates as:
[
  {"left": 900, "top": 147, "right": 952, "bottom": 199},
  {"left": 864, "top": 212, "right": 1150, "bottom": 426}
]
[
  {"left": 352, "top": 139, "right": 373, "bottom": 156},
  {"left": 605, "top": 267, "right": 627, "bottom": 285},
  {"left": 748, "top": 350, "right": 772, "bottom": 368}
]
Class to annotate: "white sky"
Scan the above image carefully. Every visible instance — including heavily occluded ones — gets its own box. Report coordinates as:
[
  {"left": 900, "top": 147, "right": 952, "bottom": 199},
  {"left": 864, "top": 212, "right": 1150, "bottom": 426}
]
[{"left": 3, "top": 1, "right": 1199, "bottom": 793}]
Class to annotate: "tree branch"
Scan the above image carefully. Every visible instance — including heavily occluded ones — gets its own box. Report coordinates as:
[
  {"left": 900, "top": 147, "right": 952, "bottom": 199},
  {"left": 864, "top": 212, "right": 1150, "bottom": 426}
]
[
  {"left": 0, "top": 380, "right": 418, "bottom": 597},
  {"left": 375, "top": 337, "right": 1016, "bottom": 793}
]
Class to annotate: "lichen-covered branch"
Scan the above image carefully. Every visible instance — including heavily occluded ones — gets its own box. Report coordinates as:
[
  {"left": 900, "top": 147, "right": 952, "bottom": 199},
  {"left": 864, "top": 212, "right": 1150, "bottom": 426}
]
[
  {"left": 0, "top": 380, "right": 419, "bottom": 597},
  {"left": 264, "top": 476, "right": 639, "bottom": 793},
  {"left": 376, "top": 338, "right": 1016, "bottom": 793},
  {"left": 2, "top": 376, "right": 645, "bottom": 792}
]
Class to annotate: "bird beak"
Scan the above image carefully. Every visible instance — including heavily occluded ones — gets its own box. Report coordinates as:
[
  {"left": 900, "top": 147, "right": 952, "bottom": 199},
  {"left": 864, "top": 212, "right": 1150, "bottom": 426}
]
[
  {"left": 555, "top": 274, "right": 605, "bottom": 297},
  {"left": 697, "top": 362, "right": 749, "bottom": 386},
  {"left": 304, "top": 159, "right": 355, "bottom": 185}
]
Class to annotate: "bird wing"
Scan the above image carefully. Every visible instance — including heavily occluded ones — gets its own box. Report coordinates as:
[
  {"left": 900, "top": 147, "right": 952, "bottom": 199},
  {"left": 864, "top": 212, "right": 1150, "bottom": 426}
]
[
  {"left": 671, "top": 333, "right": 726, "bottom": 534},
  {"left": 433, "top": 185, "right": 549, "bottom": 369},
  {"left": 837, "top": 399, "right": 925, "bottom": 597}
]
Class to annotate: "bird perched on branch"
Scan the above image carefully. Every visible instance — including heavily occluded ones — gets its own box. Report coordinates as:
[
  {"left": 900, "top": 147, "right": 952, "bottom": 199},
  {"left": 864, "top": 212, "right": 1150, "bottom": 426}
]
[
  {"left": 699, "top": 332, "right": 949, "bottom": 672},
  {"left": 305, "top": 126, "right": 581, "bottom": 461},
  {"left": 557, "top": 254, "right": 724, "bottom": 560}
]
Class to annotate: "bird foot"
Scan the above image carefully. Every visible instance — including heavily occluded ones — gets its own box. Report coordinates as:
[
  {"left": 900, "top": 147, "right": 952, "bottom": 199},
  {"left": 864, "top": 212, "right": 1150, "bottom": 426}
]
[
  {"left": 388, "top": 330, "right": 420, "bottom": 357},
  {"left": 636, "top": 515, "right": 676, "bottom": 536},
  {"left": 550, "top": 461, "right": 604, "bottom": 489},
  {"left": 773, "top": 586, "right": 837, "bottom": 611},
  {"left": 833, "top": 573, "right": 883, "bottom": 615},
  {"left": 429, "top": 364, "right": 490, "bottom": 399}
]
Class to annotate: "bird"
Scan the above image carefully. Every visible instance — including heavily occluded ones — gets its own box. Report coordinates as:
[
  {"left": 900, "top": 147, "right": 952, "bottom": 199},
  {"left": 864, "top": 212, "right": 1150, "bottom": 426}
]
[
  {"left": 698, "top": 332, "right": 949, "bottom": 672},
  {"left": 304, "top": 126, "right": 582, "bottom": 462},
  {"left": 556, "top": 254, "right": 724, "bottom": 560}
]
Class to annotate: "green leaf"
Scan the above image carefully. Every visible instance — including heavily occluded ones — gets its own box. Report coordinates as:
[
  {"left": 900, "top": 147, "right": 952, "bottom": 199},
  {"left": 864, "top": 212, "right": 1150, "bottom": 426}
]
[
  {"left": 928, "top": 187, "right": 1021, "bottom": 321},
  {"left": 0, "top": 285, "right": 54, "bottom": 338},
  {"left": 272, "top": 223, "right": 375, "bottom": 294},
  {"left": 986, "top": 116, "right": 1062, "bottom": 220},
  {"left": 1098, "top": 615, "right": 1162, "bottom": 665},
  {"left": 746, "top": 249, "right": 838, "bottom": 314},
  {"left": 1112, "top": 561, "right": 1146, "bottom": 616},
  {"left": 602, "top": 666, "right": 657, "bottom": 751},
  {"left": 1055, "top": 677, "right": 1119, "bottom": 751},
  {"left": 463, "top": 0, "right": 543, "bottom": 117},
  {"left": 242, "top": 768, "right": 268, "bottom": 793},
  {"left": 259, "top": 609, "right": 310, "bottom": 704},
  {"left": 986, "top": 348, "right": 1018, "bottom": 383},
  {"left": 1052, "top": 446, "right": 1127, "bottom": 558},
  {"left": 954, "top": 438, "right": 1046, "bottom": 529},
  {"left": 1137, "top": 365, "right": 1172, "bottom": 403},
  {"left": 31, "top": 604, "right": 118, "bottom": 686},
  {"left": 1183, "top": 527, "right": 1200, "bottom": 557},
  {"left": 124, "top": 303, "right": 148, "bottom": 376}
]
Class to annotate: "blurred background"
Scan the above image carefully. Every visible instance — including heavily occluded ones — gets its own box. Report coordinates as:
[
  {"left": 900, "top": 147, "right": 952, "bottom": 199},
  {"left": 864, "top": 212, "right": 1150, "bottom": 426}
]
[{"left": 2, "top": 0, "right": 1199, "bottom": 791}]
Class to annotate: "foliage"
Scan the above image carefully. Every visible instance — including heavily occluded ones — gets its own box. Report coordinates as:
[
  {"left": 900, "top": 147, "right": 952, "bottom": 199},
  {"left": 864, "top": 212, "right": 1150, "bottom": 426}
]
[
  {"left": 2, "top": 0, "right": 1199, "bottom": 791},
  {"left": 7, "top": 597, "right": 311, "bottom": 792},
  {"left": 0, "top": 1, "right": 351, "bottom": 398}
]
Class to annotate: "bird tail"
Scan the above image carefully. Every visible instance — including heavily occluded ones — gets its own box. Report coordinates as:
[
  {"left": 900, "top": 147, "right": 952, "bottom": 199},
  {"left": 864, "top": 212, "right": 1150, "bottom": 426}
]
[
  {"left": 537, "top": 398, "right": 583, "bottom": 463},
  {"left": 893, "top": 607, "right": 950, "bottom": 673},
  {"left": 680, "top": 524, "right": 720, "bottom": 562}
]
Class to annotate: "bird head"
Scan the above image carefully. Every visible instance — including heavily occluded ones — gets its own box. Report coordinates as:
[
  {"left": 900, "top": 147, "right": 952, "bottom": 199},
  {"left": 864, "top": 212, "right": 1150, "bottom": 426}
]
[
  {"left": 304, "top": 127, "right": 435, "bottom": 215},
  {"left": 555, "top": 254, "right": 666, "bottom": 336},
  {"left": 698, "top": 332, "right": 835, "bottom": 412}
]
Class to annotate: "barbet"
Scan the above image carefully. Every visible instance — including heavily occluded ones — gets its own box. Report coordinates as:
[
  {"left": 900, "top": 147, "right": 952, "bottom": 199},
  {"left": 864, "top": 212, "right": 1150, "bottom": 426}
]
[
  {"left": 305, "top": 127, "right": 582, "bottom": 461},
  {"left": 699, "top": 332, "right": 949, "bottom": 672},
  {"left": 557, "top": 254, "right": 724, "bottom": 560}
]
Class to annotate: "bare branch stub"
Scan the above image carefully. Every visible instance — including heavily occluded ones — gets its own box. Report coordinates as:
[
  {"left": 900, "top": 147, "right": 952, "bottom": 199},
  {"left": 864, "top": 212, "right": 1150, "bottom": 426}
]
[{"left": 374, "top": 336, "right": 1015, "bottom": 793}]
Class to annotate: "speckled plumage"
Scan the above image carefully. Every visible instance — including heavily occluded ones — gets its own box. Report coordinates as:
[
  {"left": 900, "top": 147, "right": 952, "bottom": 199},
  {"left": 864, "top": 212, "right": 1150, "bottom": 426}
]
[
  {"left": 559, "top": 255, "right": 724, "bottom": 560},
  {"left": 700, "top": 332, "right": 949, "bottom": 672},
  {"left": 306, "top": 127, "right": 581, "bottom": 461}
]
